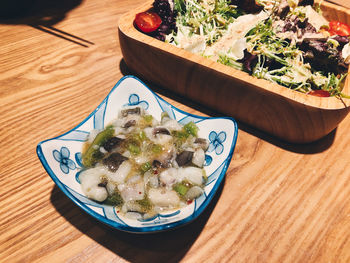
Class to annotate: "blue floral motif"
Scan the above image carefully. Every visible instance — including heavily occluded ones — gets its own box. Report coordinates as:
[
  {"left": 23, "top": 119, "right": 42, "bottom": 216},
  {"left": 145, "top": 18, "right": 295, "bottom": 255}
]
[
  {"left": 75, "top": 152, "right": 83, "bottom": 167},
  {"left": 53, "top": 147, "right": 76, "bottom": 174},
  {"left": 208, "top": 131, "right": 227, "bottom": 155},
  {"left": 204, "top": 154, "right": 213, "bottom": 166},
  {"left": 74, "top": 152, "right": 83, "bottom": 183},
  {"left": 124, "top": 94, "right": 149, "bottom": 110}
]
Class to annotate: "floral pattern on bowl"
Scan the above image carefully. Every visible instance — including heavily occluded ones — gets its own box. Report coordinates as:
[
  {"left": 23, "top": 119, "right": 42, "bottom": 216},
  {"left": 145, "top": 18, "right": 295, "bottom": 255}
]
[{"left": 37, "top": 75, "right": 238, "bottom": 233}]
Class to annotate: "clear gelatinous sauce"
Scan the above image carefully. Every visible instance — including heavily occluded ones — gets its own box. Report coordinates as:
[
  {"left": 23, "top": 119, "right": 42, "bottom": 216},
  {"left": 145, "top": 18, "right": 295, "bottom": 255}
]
[{"left": 80, "top": 106, "right": 209, "bottom": 220}]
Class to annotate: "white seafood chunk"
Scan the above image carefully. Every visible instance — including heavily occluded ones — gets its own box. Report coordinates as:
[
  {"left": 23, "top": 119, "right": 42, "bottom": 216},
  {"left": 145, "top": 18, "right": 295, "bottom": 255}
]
[
  {"left": 154, "top": 147, "right": 176, "bottom": 168},
  {"left": 107, "top": 160, "right": 132, "bottom": 184},
  {"left": 179, "top": 167, "right": 204, "bottom": 185},
  {"left": 127, "top": 175, "right": 142, "bottom": 184},
  {"left": 192, "top": 148, "right": 205, "bottom": 167},
  {"left": 148, "top": 188, "right": 180, "bottom": 207},
  {"left": 148, "top": 174, "right": 159, "bottom": 188},
  {"left": 185, "top": 186, "right": 204, "bottom": 200},
  {"left": 106, "top": 181, "right": 117, "bottom": 195},
  {"left": 79, "top": 167, "right": 108, "bottom": 202},
  {"left": 162, "top": 119, "right": 183, "bottom": 131},
  {"left": 159, "top": 168, "right": 178, "bottom": 187},
  {"left": 143, "top": 127, "right": 153, "bottom": 139},
  {"left": 118, "top": 181, "right": 144, "bottom": 202},
  {"left": 154, "top": 134, "right": 173, "bottom": 145},
  {"left": 144, "top": 171, "right": 159, "bottom": 188},
  {"left": 134, "top": 155, "right": 150, "bottom": 165},
  {"left": 144, "top": 126, "right": 173, "bottom": 144}
]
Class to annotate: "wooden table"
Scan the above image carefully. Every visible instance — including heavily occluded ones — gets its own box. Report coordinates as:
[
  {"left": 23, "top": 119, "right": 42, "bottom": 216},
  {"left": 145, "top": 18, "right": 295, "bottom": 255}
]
[{"left": 1, "top": 0, "right": 350, "bottom": 262}]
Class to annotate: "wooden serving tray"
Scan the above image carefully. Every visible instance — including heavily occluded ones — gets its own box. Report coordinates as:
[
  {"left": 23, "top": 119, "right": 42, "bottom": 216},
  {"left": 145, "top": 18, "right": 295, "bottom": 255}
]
[{"left": 118, "top": 1, "right": 350, "bottom": 143}]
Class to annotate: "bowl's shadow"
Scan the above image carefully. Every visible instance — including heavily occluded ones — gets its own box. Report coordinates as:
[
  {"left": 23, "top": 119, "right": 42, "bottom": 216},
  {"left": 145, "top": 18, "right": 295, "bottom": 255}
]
[
  {"left": 119, "top": 59, "right": 336, "bottom": 154},
  {"left": 0, "top": 0, "right": 94, "bottom": 47},
  {"left": 50, "top": 178, "right": 224, "bottom": 262}
]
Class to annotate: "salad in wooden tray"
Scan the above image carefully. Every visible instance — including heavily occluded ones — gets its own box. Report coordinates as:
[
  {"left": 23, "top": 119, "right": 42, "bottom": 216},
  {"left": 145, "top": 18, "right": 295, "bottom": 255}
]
[{"left": 118, "top": 0, "right": 350, "bottom": 143}]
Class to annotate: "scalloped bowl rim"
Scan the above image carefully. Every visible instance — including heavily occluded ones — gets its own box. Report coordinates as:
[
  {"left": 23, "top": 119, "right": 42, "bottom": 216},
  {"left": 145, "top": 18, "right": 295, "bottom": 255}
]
[{"left": 36, "top": 75, "right": 238, "bottom": 233}]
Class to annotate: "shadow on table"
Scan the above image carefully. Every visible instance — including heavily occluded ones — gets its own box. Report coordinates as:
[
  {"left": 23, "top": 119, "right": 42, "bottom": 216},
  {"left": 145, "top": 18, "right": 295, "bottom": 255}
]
[
  {"left": 50, "top": 179, "right": 224, "bottom": 262},
  {"left": 0, "top": 0, "right": 94, "bottom": 47},
  {"left": 119, "top": 60, "right": 337, "bottom": 155}
]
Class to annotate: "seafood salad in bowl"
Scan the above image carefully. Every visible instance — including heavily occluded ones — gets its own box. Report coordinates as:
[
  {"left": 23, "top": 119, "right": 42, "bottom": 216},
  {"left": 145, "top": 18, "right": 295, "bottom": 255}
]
[
  {"left": 37, "top": 76, "right": 238, "bottom": 233},
  {"left": 81, "top": 106, "right": 212, "bottom": 220}
]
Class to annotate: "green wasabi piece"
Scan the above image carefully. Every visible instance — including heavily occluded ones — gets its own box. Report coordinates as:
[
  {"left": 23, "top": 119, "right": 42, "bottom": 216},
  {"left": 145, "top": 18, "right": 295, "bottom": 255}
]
[
  {"left": 151, "top": 143, "right": 162, "bottom": 154},
  {"left": 136, "top": 196, "right": 153, "bottom": 213},
  {"left": 105, "top": 190, "right": 124, "bottom": 206},
  {"left": 140, "top": 162, "right": 152, "bottom": 173},
  {"left": 143, "top": 114, "right": 153, "bottom": 124},
  {"left": 127, "top": 141, "right": 141, "bottom": 155},
  {"left": 174, "top": 184, "right": 189, "bottom": 196},
  {"left": 184, "top": 121, "right": 199, "bottom": 137},
  {"left": 82, "top": 125, "right": 115, "bottom": 167}
]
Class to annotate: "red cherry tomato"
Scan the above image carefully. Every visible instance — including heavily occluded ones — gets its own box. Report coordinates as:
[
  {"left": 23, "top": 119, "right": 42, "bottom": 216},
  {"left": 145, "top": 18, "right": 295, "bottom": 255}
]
[
  {"left": 328, "top": 21, "right": 350, "bottom": 36},
  {"left": 134, "top": 12, "right": 162, "bottom": 33},
  {"left": 308, "top": 90, "right": 330, "bottom": 97}
]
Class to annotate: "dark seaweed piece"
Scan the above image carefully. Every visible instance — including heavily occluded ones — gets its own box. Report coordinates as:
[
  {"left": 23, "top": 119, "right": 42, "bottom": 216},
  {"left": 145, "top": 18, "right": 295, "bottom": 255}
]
[
  {"left": 176, "top": 151, "right": 194, "bottom": 166},
  {"left": 102, "top": 137, "right": 123, "bottom": 152},
  {"left": 194, "top": 138, "right": 209, "bottom": 150},
  {"left": 153, "top": 127, "right": 170, "bottom": 136},
  {"left": 152, "top": 160, "right": 162, "bottom": 168},
  {"left": 121, "top": 107, "right": 141, "bottom": 117},
  {"left": 98, "top": 182, "right": 107, "bottom": 187},
  {"left": 123, "top": 120, "right": 136, "bottom": 129},
  {"left": 152, "top": 159, "right": 172, "bottom": 168},
  {"left": 103, "top": 153, "right": 128, "bottom": 172},
  {"left": 298, "top": 0, "right": 314, "bottom": 6}
]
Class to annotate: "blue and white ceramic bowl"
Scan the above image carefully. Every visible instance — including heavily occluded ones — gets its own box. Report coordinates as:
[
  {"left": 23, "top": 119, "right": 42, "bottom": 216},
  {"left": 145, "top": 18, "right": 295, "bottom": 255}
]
[{"left": 37, "top": 75, "right": 238, "bottom": 233}]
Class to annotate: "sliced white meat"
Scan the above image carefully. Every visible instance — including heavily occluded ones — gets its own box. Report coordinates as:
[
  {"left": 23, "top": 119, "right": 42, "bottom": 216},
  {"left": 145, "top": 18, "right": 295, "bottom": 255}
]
[
  {"left": 107, "top": 160, "right": 132, "bottom": 184},
  {"left": 162, "top": 119, "right": 183, "bottom": 131},
  {"left": 159, "top": 168, "right": 178, "bottom": 187},
  {"left": 192, "top": 148, "right": 205, "bottom": 167},
  {"left": 118, "top": 181, "right": 145, "bottom": 202},
  {"left": 148, "top": 188, "right": 180, "bottom": 207},
  {"left": 179, "top": 167, "right": 204, "bottom": 185},
  {"left": 79, "top": 167, "right": 108, "bottom": 202},
  {"left": 185, "top": 186, "right": 204, "bottom": 200}
]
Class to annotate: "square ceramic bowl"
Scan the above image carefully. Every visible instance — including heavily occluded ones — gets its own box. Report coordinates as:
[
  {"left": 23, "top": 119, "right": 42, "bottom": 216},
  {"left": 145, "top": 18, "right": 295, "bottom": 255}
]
[
  {"left": 118, "top": 0, "right": 350, "bottom": 143},
  {"left": 37, "top": 76, "right": 238, "bottom": 233}
]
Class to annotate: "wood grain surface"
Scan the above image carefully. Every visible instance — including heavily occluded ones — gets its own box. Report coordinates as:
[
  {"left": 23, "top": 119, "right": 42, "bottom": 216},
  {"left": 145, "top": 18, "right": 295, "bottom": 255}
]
[{"left": 1, "top": 0, "right": 350, "bottom": 262}]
